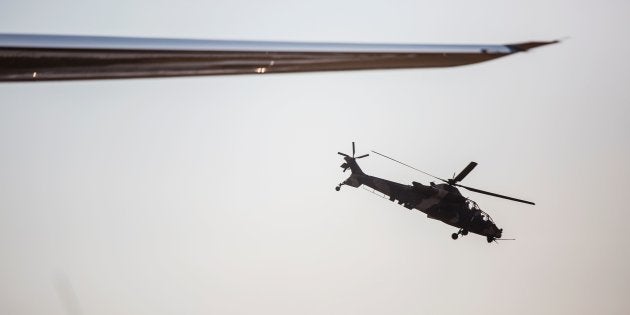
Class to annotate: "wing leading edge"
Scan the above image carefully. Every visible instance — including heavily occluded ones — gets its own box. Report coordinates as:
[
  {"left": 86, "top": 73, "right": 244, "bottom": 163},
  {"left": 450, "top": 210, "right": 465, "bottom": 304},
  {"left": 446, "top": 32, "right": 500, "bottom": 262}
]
[{"left": 0, "top": 34, "right": 558, "bottom": 82}]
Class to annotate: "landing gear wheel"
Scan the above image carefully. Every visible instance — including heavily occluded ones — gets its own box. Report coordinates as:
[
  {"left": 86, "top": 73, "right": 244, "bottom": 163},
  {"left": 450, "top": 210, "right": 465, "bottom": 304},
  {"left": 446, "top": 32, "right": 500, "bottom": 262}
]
[
  {"left": 461, "top": 230, "right": 468, "bottom": 236},
  {"left": 487, "top": 236, "right": 494, "bottom": 243},
  {"left": 335, "top": 186, "right": 340, "bottom": 191},
  {"left": 451, "top": 233, "right": 459, "bottom": 240}
]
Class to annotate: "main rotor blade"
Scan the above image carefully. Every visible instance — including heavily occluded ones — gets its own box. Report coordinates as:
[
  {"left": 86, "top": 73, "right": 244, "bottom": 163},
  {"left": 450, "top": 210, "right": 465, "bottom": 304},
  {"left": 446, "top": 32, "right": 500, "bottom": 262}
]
[
  {"left": 456, "top": 184, "right": 535, "bottom": 205},
  {"left": 338, "top": 152, "right": 350, "bottom": 157},
  {"left": 352, "top": 142, "right": 356, "bottom": 157},
  {"left": 356, "top": 154, "right": 369, "bottom": 159},
  {"left": 452, "top": 162, "right": 478, "bottom": 183},
  {"left": 371, "top": 150, "right": 446, "bottom": 182}
]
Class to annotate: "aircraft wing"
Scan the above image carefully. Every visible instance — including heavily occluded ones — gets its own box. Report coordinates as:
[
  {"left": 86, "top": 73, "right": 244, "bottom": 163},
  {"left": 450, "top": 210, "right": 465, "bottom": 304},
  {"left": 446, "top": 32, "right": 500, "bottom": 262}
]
[{"left": 0, "top": 34, "right": 557, "bottom": 82}]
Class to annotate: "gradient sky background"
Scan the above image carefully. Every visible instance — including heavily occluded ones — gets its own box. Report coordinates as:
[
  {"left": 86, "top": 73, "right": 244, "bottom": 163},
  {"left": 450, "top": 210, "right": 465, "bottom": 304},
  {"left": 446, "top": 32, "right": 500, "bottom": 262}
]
[{"left": 1, "top": 1, "right": 629, "bottom": 314}]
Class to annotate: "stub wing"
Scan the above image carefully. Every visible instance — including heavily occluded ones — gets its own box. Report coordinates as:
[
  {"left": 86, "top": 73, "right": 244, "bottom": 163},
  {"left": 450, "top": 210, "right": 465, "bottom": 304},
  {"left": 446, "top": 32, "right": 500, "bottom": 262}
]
[{"left": 0, "top": 34, "right": 558, "bottom": 82}]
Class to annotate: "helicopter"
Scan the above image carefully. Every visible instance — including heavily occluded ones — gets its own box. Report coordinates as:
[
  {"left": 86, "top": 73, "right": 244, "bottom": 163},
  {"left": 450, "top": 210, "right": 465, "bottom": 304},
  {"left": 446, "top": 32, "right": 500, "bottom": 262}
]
[{"left": 335, "top": 142, "right": 534, "bottom": 243}]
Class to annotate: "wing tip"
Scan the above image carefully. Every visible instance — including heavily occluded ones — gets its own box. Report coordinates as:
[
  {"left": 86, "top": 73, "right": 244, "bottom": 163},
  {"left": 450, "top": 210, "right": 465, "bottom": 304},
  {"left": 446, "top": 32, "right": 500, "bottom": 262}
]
[{"left": 506, "top": 40, "right": 560, "bottom": 52}]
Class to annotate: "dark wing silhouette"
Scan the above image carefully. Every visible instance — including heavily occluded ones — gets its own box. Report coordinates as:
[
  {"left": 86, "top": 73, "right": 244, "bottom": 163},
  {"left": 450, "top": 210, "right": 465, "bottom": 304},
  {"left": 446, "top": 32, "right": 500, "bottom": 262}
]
[{"left": 0, "top": 34, "right": 558, "bottom": 82}]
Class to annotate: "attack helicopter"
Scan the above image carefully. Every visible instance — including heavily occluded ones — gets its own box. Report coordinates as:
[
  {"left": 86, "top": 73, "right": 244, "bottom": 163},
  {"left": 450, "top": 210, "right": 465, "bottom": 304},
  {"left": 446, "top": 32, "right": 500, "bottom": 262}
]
[{"left": 335, "top": 142, "right": 534, "bottom": 243}]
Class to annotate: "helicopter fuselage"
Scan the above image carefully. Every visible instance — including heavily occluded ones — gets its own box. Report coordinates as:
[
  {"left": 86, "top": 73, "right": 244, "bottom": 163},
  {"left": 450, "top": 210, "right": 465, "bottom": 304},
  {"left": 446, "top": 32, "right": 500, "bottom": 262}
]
[{"left": 338, "top": 155, "right": 503, "bottom": 241}]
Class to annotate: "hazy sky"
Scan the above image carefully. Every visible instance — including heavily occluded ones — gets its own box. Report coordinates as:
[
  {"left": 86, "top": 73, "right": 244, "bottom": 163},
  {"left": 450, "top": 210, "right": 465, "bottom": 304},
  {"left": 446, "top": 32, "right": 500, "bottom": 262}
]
[{"left": 1, "top": 1, "right": 629, "bottom": 314}]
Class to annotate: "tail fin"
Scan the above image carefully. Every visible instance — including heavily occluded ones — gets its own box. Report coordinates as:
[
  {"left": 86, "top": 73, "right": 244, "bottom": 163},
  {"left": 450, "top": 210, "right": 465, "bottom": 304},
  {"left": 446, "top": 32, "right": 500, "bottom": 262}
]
[
  {"left": 338, "top": 142, "right": 368, "bottom": 174},
  {"left": 340, "top": 157, "right": 364, "bottom": 175}
]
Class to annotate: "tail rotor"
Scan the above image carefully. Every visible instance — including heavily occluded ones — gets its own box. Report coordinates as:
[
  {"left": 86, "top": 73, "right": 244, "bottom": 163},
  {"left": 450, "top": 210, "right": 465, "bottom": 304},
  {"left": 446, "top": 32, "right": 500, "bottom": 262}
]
[
  {"left": 338, "top": 142, "right": 369, "bottom": 159},
  {"left": 336, "top": 142, "right": 368, "bottom": 190},
  {"left": 338, "top": 142, "right": 369, "bottom": 172}
]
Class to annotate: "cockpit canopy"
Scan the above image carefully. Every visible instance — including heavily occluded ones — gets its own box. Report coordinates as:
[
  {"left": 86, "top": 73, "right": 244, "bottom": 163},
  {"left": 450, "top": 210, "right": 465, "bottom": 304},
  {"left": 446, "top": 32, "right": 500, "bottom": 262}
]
[{"left": 466, "top": 199, "right": 494, "bottom": 223}]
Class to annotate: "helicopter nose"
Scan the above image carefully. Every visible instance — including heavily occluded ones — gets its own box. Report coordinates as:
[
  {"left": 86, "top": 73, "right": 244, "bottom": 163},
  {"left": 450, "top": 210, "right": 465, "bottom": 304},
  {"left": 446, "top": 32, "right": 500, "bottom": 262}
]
[{"left": 496, "top": 228, "right": 503, "bottom": 238}]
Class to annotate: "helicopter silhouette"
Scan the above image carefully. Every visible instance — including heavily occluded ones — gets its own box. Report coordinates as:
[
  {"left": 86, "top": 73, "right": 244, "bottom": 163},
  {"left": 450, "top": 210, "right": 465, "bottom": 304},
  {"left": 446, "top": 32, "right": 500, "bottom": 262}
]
[{"left": 335, "top": 142, "right": 534, "bottom": 243}]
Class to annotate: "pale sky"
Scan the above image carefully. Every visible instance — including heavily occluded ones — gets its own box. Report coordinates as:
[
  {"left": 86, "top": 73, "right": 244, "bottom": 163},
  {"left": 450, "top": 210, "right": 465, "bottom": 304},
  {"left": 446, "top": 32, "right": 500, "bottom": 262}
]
[{"left": 1, "top": 1, "right": 629, "bottom": 314}]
